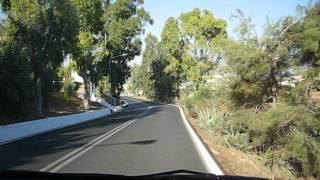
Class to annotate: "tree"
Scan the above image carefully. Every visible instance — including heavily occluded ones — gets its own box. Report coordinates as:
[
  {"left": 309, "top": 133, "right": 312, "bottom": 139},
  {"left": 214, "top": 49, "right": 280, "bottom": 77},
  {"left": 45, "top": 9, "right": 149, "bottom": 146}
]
[
  {"left": 58, "top": 60, "right": 78, "bottom": 101},
  {"left": 262, "top": 16, "right": 297, "bottom": 104},
  {"left": 0, "top": 21, "right": 5, "bottom": 42},
  {"left": 1, "top": 0, "right": 79, "bottom": 115},
  {"left": 288, "top": 2, "right": 320, "bottom": 83},
  {"left": 131, "top": 34, "right": 163, "bottom": 99},
  {"left": 161, "top": 17, "right": 183, "bottom": 85},
  {"left": 131, "top": 33, "right": 178, "bottom": 102},
  {"left": 0, "top": 38, "right": 34, "bottom": 118},
  {"left": 71, "top": 0, "right": 105, "bottom": 109},
  {"left": 161, "top": 9, "right": 228, "bottom": 91},
  {"left": 179, "top": 8, "right": 227, "bottom": 89},
  {"left": 223, "top": 39, "right": 269, "bottom": 107},
  {"left": 99, "top": 0, "right": 152, "bottom": 98},
  {"left": 223, "top": 10, "right": 295, "bottom": 107},
  {"left": 131, "top": 64, "right": 153, "bottom": 97}
]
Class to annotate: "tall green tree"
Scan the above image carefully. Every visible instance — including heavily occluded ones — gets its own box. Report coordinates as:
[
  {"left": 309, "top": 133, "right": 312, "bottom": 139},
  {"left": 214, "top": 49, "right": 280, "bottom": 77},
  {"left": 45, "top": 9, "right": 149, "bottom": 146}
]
[
  {"left": 161, "top": 17, "right": 183, "bottom": 82},
  {"left": 161, "top": 9, "right": 227, "bottom": 91},
  {"left": 179, "top": 8, "right": 227, "bottom": 89},
  {"left": 99, "top": 0, "right": 152, "bottom": 98},
  {"left": 289, "top": 2, "right": 320, "bottom": 80},
  {"left": 131, "top": 33, "right": 178, "bottom": 102},
  {"left": 0, "top": 38, "right": 34, "bottom": 118},
  {"left": 136, "top": 33, "right": 159, "bottom": 98},
  {"left": 0, "top": 0, "right": 79, "bottom": 115},
  {"left": 223, "top": 10, "right": 295, "bottom": 107},
  {"left": 71, "top": 0, "right": 105, "bottom": 109}
]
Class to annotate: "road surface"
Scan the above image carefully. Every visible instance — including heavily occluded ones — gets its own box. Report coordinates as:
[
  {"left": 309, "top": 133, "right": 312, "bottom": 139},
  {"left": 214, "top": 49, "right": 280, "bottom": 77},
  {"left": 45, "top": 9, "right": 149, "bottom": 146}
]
[{"left": 0, "top": 97, "right": 207, "bottom": 175}]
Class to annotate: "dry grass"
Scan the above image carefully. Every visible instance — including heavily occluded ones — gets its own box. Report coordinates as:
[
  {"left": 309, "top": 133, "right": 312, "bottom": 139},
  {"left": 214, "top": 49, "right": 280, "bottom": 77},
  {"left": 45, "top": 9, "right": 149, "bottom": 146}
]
[{"left": 311, "top": 91, "right": 320, "bottom": 104}]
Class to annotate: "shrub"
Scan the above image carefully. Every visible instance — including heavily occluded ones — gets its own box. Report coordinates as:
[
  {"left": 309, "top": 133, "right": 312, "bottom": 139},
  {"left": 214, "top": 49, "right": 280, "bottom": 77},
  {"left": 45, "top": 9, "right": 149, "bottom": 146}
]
[
  {"left": 286, "top": 82, "right": 310, "bottom": 105},
  {"left": 196, "top": 106, "right": 225, "bottom": 133},
  {"left": 249, "top": 104, "right": 320, "bottom": 176},
  {"left": 182, "top": 87, "right": 213, "bottom": 113},
  {"left": 223, "top": 128, "right": 252, "bottom": 151},
  {"left": 63, "top": 80, "right": 76, "bottom": 102}
]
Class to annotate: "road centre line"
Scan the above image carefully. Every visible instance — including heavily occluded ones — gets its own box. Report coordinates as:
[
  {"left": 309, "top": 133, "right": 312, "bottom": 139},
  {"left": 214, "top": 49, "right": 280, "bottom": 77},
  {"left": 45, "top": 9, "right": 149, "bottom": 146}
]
[
  {"left": 40, "top": 108, "right": 149, "bottom": 173},
  {"left": 39, "top": 120, "right": 134, "bottom": 172}
]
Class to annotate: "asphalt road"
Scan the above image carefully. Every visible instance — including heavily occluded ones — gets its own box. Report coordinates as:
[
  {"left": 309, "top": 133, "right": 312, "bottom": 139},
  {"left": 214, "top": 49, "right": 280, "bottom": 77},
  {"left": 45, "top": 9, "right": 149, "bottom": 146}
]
[{"left": 0, "top": 97, "right": 207, "bottom": 175}]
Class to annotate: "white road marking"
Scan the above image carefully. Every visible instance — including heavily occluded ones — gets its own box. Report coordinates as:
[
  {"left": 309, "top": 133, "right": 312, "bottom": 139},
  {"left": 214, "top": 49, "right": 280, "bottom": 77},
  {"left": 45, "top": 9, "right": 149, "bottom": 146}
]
[
  {"left": 171, "top": 104, "right": 224, "bottom": 175},
  {"left": 39, "top": 120, "right": 133, "bottom": 172},
  {"left": 40, "top": 109, "right": 149, "bottom": 172}
]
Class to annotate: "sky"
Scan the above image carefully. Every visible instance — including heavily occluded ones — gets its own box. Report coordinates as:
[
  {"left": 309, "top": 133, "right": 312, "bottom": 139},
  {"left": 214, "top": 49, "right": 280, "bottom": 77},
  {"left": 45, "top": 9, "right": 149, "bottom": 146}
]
[{"left": 0, "top": 0, "right": 310, "bottom": 65}]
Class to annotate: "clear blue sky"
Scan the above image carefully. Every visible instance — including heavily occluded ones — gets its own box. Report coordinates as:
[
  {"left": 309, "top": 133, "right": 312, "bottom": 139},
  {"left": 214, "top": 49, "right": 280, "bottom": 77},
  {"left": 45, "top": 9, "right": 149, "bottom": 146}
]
[{"left": 0, "top": 0, "right": 310, "bottom": 65}]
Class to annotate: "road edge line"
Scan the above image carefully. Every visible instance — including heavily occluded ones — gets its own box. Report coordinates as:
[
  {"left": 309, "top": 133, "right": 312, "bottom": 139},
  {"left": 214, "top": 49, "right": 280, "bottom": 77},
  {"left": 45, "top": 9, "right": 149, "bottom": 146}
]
[{"left": 173, "top": 104, "right": 224, "bottom": 175}]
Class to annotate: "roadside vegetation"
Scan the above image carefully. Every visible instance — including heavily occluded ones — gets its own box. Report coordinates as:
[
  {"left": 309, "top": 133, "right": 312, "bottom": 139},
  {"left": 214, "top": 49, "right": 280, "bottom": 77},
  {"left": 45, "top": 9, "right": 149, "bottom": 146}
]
[
  {"left": 1, "top": 0, "right": 320, "bottom": 178},
  {"left": 0, "top": 0, "right": 152, "bottom": 121},
  {"left": 130, "top": 2, "right": 320, "bottom": 178}
]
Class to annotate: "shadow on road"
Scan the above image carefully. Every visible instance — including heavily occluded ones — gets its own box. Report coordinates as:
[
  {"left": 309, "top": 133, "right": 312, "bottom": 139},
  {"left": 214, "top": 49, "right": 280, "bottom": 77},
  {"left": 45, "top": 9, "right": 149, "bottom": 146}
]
[
  {"left": 99, "top": 139, "right": 158, "bottom": 146},
  {"left": 0, "top": 98, "right": 178, "bottom": 171}
]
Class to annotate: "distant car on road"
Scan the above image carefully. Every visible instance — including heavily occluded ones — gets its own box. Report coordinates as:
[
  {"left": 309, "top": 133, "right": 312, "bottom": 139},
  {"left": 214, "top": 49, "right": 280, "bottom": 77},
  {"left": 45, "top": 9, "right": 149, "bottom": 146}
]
[{"left": 120, "top": 100, "right": 128, "bottom": 107}]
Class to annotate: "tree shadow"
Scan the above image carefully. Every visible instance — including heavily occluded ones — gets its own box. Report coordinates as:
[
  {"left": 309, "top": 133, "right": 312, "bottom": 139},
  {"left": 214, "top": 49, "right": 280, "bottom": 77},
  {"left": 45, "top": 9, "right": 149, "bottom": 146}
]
[
  {"left": 98, "top": 139, "right": 157, "bottom": 147},
  {"left": 0, "top": 98, "right": 174, "bottom": 171}
]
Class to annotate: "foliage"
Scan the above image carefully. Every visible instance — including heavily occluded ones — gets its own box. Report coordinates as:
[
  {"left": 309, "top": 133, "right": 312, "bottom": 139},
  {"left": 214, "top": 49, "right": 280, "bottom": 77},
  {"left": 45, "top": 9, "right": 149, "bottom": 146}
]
[
  {"left": 58, "top": 60, "right": 78, "bottom": 101},
  {"left": 131, "top": 64, "right": 154, "bottom": 98},
  {"left": 290, "top": 3, "right": 320, "bottom": 68},
  {"left": 97, "top": 76, "right": 111, "bottom": 97},
  {"left": 249, "top": 104, "right": 320, "bottom": 176},
  {"left": 179, "top": 9, "right": 227, "bottom": 89},
  {"left": 99, "top": 0, "right": 152, "bottom": 97},
  {"left": 223, "top": 129, "right": 252, "bottom": 151},
  {"left": 185, "top": 87, "right": 213, "bottom": 108},
  {"left": 0, "top": 41, "right": 34, "bottom": 118},
  {"left": 0, "top": 0, "right": 152, "bottom": 116},
  {"left": 1, "top": 0, "right": 80, "bottom": 114},
  {"left": 58, "top": 60, "right": 77, "bottom": 82},
  {"left": 131, "top": 33, "right": 178, "bottom": 103},
  {"left": 221, "top": 10, "right": 299, "bottom": 107},
  {"left": 161, "top": 9, "right": 227, "bottom": 90},
  {"left": 222, "top": 39, "right": 269, "bottom": 106},
  {"left": 70, "top": 0, "right": 104, "bottom": 108},
  {"left": 63, "top": 80, "right": 76, "bottom": 102}
]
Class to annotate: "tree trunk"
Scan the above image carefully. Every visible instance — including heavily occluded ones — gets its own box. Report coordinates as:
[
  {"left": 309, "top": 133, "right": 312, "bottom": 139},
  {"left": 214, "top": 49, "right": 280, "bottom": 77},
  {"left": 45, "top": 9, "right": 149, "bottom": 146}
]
[
  {"left": 31, "top": 43, "right": 43, "bottom": 116},
  {"left": 82, "top": 74, "right": 91, "bottom": 110},
  {"left": 35, "top": 76, "right": 43, "bottom": 116},
  {"left": 110, "top": 84, "right": 116, "bottom": 97},
  {"left": 271, "top": 85, "right": 278, "bottom": 106},
  {"left": 270, "top": 69, "right": 279, "bottom": 106},
  {"left": 110, "top": 85, "right": 116, "bottom": 105}
]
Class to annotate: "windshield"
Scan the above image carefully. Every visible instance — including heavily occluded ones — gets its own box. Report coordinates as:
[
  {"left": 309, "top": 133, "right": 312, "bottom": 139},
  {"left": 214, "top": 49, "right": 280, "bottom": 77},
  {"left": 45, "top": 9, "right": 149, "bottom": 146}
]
[{"left": 0, "top": 0, "right": 319, "bottom": 179}]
